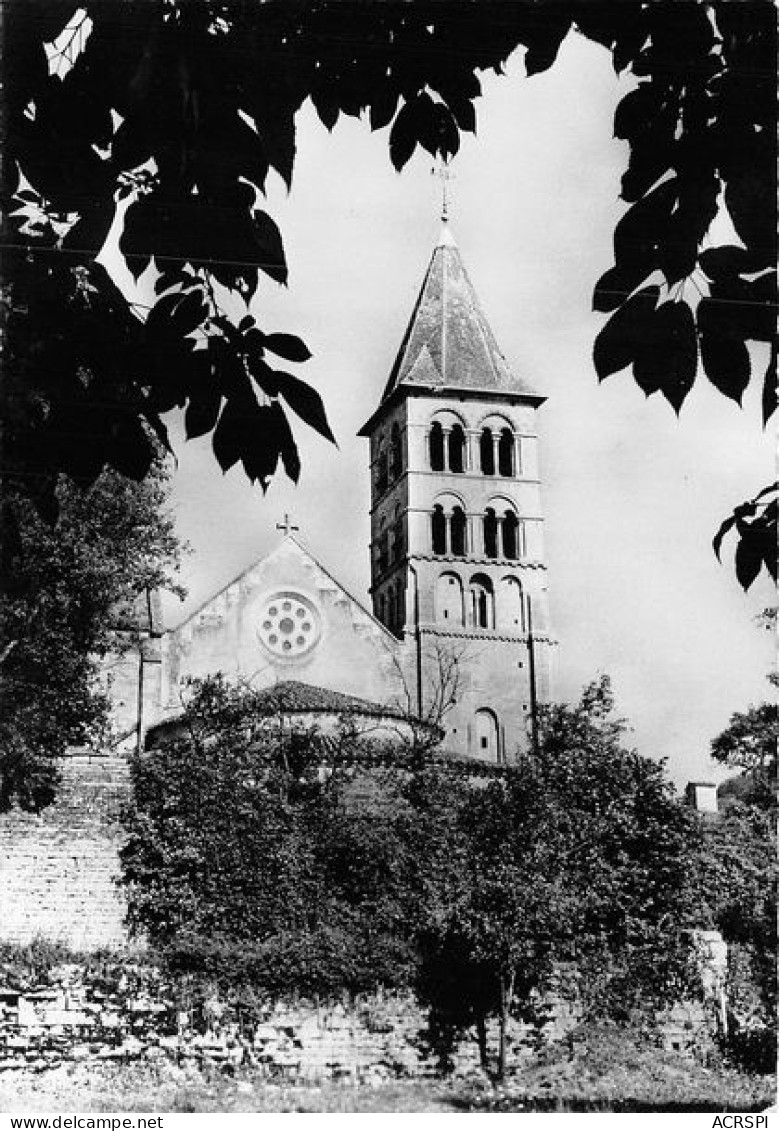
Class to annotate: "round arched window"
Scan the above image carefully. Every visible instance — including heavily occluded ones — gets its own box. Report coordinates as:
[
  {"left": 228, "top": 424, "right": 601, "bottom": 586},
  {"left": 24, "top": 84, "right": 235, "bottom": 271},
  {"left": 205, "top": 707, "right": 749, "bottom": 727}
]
[{"left": 257, "top": 592, "right": 321, "bottom": 658}]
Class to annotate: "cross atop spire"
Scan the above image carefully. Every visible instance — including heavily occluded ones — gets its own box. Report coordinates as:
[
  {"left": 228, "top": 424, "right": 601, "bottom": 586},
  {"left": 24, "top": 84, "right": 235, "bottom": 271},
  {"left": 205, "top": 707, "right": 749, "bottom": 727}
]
[
  {"left": 433, "top": 158, "right": 455, "bottom": 224},
  {"left": 276, "top": 513, "right": 299, "bottom": 537}
]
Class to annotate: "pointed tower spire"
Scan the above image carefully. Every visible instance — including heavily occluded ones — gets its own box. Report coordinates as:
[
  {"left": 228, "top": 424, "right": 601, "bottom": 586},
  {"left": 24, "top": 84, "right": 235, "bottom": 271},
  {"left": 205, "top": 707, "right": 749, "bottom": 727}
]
[{"left": 368, "top": 231, "right": 544, "bottom": 415}]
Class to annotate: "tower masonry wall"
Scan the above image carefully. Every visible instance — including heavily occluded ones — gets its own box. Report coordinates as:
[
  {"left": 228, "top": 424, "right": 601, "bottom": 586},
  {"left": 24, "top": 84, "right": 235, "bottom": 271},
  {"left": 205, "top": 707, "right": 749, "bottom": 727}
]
[{"left": 363, "top": 387, "right": 554, "bottom": 764}]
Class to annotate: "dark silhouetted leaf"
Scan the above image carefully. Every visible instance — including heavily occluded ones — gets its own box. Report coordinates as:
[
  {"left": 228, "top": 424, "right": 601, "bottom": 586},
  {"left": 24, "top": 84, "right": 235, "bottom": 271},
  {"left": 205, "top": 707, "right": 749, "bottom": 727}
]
[
  {"left": 712, "top": 513, "right": 737, "bottom": 561},
  {"left": 389, "top": 98, "right": 419, "bottom": 170},
  {"left": 262, "top": 333, "right": 312, "bottom": 363},
  {"left": 241, "top": 404, "right": 280, "bottom": 487},
  {"left": 429, "top": 103, "right": 460, "bottom": 161},
  {"left": 251, "top": 210, "right": 287, "bottom": 286},
  {"left": 155, "top": 270, "right": 199, "bottom": 295},
  {"left": 735, "top": 532, "right": 763, "bottom": 591},
  {"left": 275, "top": 372, "right": 336, "bottom": 444},
  {"left": 269, "top": 402, "right": 301, "bottom": 483},
  {"left": 614, "top": 84, "right": 661, "bottom": 141},
  {"left": 523, "top": 15, "right": 572, "bottom": 76},
  {"left": 169, "top": 291, "right": 208, "bottom": 339},
  {"left": 708, "top": 274, "right": 777, "bottom": 344},
  {"left": 632, "top": 303, "right": 677, "bottom": 397},
  {"left": 658, "top": 214, "right": 700, "bottom": 286},
  {"left": 724, "top": 162, "right": 776, "bottom": 255},
  {"left": 246, "top": 356, "right": 281, "bottom": 397},
  {"left": 213, "top": 399, "right": 247, "bottom": 473},
  {"left": 613, "top": 178, "right": 677, "bottom": 273},
  {"left": 446, "top": 96, "right": 476, "bottom": 134},
  {"left": 620, "top": 129, "right": 675, "bottom": 203},
  {"left": 593, "top": 261, "right": 653, "bottom": 313},
  {"left": 184, "top": 352, "right": 222, "bottom": 440},
  {"left": 312, "top": 87, "right": 340, "bottom": 131},
  {"left": 697, "top": 296, "right": 750, "bottom": 406},
  {"left": 593, "top": 286, "right": 659, "bottom": 381},
  {"left": 699, "top": 245, "right": 771, "bottom": 281},
  {"left": 654, "top": 301, "right": 697, "bottom": 413},
  {"left": 369, "top": 86, "right": 400, "bottom": 132},
  {"left": 145, "top": 293, "right": 186, "bottom": 342}
]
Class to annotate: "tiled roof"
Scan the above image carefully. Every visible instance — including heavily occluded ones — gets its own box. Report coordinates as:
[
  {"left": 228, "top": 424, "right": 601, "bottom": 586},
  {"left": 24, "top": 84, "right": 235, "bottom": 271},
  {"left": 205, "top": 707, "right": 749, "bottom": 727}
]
[
  {"left": 242, "top": 680, "right": 410, "bottom": 721},
  {"left": 380, "top": 223, "right": 543, "bottom": 404}
]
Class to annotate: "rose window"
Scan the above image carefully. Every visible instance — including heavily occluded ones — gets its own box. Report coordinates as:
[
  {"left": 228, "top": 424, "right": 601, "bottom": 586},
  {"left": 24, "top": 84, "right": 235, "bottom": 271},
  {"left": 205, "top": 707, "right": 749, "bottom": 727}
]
[{"left": 257, "top": 592, "right": 320, "bottom": 658}]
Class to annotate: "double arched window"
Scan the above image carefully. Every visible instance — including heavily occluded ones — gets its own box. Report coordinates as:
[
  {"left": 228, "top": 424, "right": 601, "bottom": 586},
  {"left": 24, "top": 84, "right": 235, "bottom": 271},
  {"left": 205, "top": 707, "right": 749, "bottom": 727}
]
[
  {"left": 479, "top": 421, "right": 517, "bottom": 478},
  {"left": 483, "top": 503, "right": 525, "bottom": 560},
  {"left": 431, "top": 496, "right": 468, "bottom": 557},
  {"left": 483, "top": 508, "right": 499, "bottom": 558},
  {"left": 429, "top": 421, "right": 445, "bottom": 472},
  {"left": 469, "top": 573, "right": 495, "bottom": 629},
  {"left": 429, "top": 416, "right": 466, "bottom": 473}
]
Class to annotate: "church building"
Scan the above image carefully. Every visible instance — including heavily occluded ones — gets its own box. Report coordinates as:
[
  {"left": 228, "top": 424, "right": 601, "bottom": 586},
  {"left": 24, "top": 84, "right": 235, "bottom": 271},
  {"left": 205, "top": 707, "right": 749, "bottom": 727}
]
[{"left": 117, "top": 221, "right": 555, "bottom": 764}]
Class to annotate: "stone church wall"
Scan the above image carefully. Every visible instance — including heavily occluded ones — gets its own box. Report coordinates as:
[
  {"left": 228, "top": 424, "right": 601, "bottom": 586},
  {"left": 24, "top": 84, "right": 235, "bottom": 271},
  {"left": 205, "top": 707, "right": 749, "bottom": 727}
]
[
  {"left": 0, "top": 752, "right": 130, "bottom": 951},
  {"left": 162, "top": 540, "right": 407, "bottom": 723}
]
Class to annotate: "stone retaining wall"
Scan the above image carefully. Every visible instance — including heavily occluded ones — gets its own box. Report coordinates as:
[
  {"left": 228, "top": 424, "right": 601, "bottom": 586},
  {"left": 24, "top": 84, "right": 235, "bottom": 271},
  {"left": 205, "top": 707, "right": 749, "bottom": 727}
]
[
  {"left": 0, "top": 959, "right": 711, "bottom": 1081},
  {"left": 0, "top": 961, "right": 584, "bottom": 1080}
]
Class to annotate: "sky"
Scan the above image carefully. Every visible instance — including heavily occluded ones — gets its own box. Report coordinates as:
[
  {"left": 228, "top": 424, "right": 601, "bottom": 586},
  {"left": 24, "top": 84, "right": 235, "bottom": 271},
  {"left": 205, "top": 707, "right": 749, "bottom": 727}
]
[{"left": 123, "top": 33, "right": 774, "bottom": 789}]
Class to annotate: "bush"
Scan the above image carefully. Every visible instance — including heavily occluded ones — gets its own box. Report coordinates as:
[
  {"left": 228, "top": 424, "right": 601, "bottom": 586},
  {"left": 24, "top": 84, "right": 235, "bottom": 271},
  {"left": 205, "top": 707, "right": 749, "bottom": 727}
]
[{"left": 121, "top": 678, "right": 428, "bottom": 998}]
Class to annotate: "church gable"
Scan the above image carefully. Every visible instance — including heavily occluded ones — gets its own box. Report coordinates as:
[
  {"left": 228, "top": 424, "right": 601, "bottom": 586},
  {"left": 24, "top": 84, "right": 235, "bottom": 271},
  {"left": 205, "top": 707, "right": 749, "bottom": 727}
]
[{"left": 160, "top": 537, "right": 406, "bottom": 721}]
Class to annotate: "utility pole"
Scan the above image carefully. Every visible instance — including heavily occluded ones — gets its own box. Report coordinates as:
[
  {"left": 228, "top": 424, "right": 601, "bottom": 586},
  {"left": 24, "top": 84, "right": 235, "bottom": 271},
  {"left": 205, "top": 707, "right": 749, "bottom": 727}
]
[
  {"left": 527, "top": 595, "right": 540, "bottom": 758},
  {"left": 135, "top": 588, "right": 162, "bottom": 757}
]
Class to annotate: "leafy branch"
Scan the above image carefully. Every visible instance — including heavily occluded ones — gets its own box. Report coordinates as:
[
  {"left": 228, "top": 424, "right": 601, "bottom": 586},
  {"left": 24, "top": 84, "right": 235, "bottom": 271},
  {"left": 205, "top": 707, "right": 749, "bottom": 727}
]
[{"left": 2, "top": 1, "right": 775, "bottom": 583}]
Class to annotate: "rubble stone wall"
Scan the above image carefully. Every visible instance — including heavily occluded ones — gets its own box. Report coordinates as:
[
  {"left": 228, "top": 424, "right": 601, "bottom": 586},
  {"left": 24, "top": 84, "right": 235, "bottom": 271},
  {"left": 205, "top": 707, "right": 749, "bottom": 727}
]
[
  {"left": 0, "top": 961, "right": 528, "bottom": 1080},
  {"left": 0, "top": 960, "right": 709, "bottom": 1080}
]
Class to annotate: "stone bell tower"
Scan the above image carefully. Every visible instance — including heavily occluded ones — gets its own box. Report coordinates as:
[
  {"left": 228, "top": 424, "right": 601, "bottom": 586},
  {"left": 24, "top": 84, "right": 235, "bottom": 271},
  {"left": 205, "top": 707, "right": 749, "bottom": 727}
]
[{"left": 358, "top": 220, "right": 554, "bottom": 763}]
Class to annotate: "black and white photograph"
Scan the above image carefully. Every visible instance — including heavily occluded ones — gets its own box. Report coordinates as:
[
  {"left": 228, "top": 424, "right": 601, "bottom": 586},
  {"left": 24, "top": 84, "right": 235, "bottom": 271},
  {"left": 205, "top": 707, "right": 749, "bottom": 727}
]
[{"left": 0, "top": 0, "right": 776, "bottom": 1118}]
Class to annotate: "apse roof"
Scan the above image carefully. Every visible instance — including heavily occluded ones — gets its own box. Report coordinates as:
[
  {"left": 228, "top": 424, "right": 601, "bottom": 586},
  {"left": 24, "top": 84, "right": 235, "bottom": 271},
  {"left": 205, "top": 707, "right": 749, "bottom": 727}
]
[
  {"left": 247, "top": 680, "right": 408, "bottom": 720},
  {"left": 378, "top": 222, "right": 543, "bottom": 406}
]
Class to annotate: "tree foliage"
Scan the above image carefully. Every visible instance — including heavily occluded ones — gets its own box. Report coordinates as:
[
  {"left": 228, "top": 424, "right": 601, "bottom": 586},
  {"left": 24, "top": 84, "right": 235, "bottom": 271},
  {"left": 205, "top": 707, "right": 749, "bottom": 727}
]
[
  {"left": 689, "top": 681, "right": 777, "bottom": 1067},
  {"left": 2, "top": 1, "right": 775, "bottom": 583},
  {"left": 710, "top": 700, "right": 778, "bottom": 788},
  {"left": 415, "top": 676, "right": 703, "bottom": 1077},
  {"left": 123, "top": 675, "right": 705, "bottom": 1076},
  {"left": 121, "top": 676, "right": 426, "bottom": 997},
  {"left": 693, "top": 797, "right": 776, "bottom": 1065},
  {"left": 0, "top": 463, "right": 183, "bottom": 811}
]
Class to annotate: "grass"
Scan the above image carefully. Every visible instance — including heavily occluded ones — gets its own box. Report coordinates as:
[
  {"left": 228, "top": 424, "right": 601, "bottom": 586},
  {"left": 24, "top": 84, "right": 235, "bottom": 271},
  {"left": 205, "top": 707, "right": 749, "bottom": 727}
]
[{"left": 0, "top": 1049, "right": 774, "bottom": 1114}]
